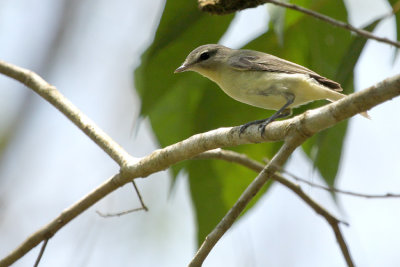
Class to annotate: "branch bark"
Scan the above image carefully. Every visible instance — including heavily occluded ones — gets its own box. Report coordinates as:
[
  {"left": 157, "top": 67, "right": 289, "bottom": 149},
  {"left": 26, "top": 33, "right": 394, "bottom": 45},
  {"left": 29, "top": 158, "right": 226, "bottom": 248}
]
[{"left": 0, "top": 58, "right": 399, "bottom": 266}]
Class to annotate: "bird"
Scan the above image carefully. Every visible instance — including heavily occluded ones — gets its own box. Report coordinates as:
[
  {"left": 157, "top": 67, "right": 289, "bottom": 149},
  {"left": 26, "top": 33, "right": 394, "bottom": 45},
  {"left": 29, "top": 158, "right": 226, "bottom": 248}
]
[{"left": 175, "top": 44, "right": 369, "bottom": 136}]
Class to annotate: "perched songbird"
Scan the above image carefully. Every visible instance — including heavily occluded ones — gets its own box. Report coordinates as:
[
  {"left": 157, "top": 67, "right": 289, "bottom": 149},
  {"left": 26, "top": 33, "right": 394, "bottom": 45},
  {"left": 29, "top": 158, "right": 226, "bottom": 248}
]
[{"left": 175, "top": 44, "right": 368, "bottom": 135}]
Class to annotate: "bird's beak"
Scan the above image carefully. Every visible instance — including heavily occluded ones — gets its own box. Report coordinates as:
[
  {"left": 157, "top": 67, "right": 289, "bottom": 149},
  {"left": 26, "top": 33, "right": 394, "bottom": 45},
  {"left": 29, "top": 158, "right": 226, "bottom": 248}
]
[{"left": 174, "top": 63, "right": 189, "bottom": 73}]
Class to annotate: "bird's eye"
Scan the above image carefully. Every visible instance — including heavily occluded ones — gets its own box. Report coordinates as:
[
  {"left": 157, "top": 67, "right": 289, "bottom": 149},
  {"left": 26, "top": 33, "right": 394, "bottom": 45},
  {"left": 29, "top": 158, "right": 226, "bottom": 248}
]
[{"left": 199, "top": 52, "right": 210, "bottom": 61}]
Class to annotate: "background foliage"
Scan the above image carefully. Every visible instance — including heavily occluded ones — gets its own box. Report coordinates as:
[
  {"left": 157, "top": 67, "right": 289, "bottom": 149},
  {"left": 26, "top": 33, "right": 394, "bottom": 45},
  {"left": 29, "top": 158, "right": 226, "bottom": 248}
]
[{"left": 135, "top": 0, "right": 397, "bottom": 244}]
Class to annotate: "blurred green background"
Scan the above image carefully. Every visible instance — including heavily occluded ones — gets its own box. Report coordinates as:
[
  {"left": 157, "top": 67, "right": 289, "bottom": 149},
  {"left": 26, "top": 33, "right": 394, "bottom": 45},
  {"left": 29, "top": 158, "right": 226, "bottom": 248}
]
[{"left": 135, "top": 0, "right": 397, "bottom": 245}]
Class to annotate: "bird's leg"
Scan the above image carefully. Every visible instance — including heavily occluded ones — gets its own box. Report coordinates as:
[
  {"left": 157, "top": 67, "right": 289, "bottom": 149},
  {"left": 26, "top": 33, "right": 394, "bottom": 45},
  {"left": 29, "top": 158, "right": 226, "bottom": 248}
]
[
  {"left": 257, "top": 107, "right": 292, "bottom": 136},
  {"left": 239, "top": 93, "right": 294, "bottom": 136}
]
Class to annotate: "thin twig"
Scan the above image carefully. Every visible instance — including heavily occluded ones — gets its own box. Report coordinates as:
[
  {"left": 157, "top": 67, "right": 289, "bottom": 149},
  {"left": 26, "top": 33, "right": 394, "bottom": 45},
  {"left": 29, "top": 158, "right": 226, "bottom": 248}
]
[
  {"left": 96, "top": 208, "right": 146, "bottom": 217},
  {"left": 283, "top": 171, "right": 400, "bottom": 199},
  {"left": 95, "top": 181, "right": 148, "bottom": 218},
  {"left": 262, "top": 0, "right": 400, "bottom": 48},
  {"left": 0, "top": 62, "right": 399, "bottom": 266},
  {"left": 33, "top": 239, "right": 49, "bottom": 267},
  {"left": 132, "top": 181, "right": 148, "bottom": 211}
]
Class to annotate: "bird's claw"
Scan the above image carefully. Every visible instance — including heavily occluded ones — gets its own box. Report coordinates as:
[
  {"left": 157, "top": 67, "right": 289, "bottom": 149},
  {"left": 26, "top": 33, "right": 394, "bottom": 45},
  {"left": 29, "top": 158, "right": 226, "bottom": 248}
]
[
  {"left": 238, "top": 120, "right": 269, "bottom": 137},
  {"left": 258, "top": 123, "right": 267, "bottom": 137},
  {"left": 238, "top": 124, "right": 249, "bottom": 136}
]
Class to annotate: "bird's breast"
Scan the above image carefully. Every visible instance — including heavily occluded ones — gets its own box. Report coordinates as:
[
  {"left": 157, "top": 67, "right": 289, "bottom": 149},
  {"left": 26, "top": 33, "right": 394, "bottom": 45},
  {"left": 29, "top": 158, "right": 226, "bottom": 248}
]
[{"left": 216, "top": 70, "right": 293, "bottom": 110}]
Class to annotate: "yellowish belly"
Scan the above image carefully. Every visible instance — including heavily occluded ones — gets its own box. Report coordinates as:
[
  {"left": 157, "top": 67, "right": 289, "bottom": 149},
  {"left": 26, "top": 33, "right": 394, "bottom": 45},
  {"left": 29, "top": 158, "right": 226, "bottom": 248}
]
[{"left": 215, "top": 71, "right": 332, "bottom": 110}]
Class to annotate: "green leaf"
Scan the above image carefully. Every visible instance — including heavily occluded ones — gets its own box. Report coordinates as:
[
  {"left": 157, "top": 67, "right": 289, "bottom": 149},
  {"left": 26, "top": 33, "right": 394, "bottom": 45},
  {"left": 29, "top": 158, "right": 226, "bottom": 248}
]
[
  {"left": 134, "top": 0, "right": 380, "bottom": 246},
  {"left": 188, "top": 153, "right": 274, "bottom": 243},
  {"left": 135, "top": 0, "right": 243, "bottom": 245},
  {"left": 389, "top": 0, "right": 400, "bottom": 41},
  {"left": 135, "top": 2, "right": 231, "bottom": 116},
  {"left": 388, "top": 0, "right": 400, "bottom": 59},
  {"left": 249, "top": 0, "right": 379, "bottom": 187},
  {"left": 289, "top": 0, "right": 374, "bottom": 187},
  {"left": 247, "top": 0, "right": 351, "bottom": 186},
  {"left": 335, "top": 18, "right": 381, "bottom": 89},
  {"left": 302, "top": 16, "right": 381, "bottom": 186}
]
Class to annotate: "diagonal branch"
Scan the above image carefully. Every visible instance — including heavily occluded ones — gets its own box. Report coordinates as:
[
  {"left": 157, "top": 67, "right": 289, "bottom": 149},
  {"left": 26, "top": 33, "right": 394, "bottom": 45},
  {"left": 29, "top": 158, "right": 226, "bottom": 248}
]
[
  {"left": 188, "top": 138, "right": 304, "bottom": 267},
  {"left": 198, "top": 0, "right": 400, "bottom": 48},
  {"left": 33, "top": 239, "right": 49, "bottom": 267},
  {"left": 0, "top": 58, "right": 399, "bottom": 266},
  {"left": 194, "top": 149, "right": 354, "bottom": 267},
  {"left": 0, "top": 60, "right": 133, "bottom": 167}
]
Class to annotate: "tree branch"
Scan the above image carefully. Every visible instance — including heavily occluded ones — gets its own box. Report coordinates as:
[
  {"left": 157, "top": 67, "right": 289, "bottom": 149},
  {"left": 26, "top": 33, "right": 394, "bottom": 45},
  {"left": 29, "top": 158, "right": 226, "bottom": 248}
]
[
  {"left": 131, "top": 181, "right": 148, "bottom": 211},
  {"left": 33, "top": 239, "right": 48, "bottom": 267},
  {"left": 0, "top": 58, "right": 399, "bottom": 266},
  {"left": 0, "top": 60, "right": 133, "bottom": 167},
  {"left": 198, "top": 0, "right": 400, "bottom": 48},
  {"left": 189, "top": 139, "right": 304, "bottom": 267},
  {"left": 194, "top": 149, "right": 354, "bottom": 267}
]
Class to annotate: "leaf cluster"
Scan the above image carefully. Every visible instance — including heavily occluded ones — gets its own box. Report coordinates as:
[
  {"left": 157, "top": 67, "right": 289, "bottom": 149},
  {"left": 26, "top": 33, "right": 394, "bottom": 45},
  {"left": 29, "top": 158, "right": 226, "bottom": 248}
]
[{"left": 135, "top": 0, "right": 394, "bottom": 244}]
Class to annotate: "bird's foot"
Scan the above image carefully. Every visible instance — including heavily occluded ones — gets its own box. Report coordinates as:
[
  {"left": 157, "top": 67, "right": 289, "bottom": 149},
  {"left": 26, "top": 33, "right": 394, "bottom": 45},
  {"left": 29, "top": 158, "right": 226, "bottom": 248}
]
[
  {"left": 257, "top": 119, "right": 273, "bottom": 137},
  {"left": 239, "top": 118, "right": 273, "bottom": 137}
]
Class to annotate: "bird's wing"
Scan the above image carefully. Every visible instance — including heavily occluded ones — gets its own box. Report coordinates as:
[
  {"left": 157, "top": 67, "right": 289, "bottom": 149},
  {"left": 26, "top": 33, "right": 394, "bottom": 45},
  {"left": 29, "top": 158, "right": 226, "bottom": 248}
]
[{"left": 229, "top": 51, "right": 342, "bottom": 91}]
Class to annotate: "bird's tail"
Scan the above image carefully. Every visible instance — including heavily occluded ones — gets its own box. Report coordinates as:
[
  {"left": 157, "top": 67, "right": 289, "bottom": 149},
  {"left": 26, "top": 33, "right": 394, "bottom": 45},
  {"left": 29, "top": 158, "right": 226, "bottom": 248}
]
[{"left": 327, "top": 91, "right": 370, "bottom": 119}]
